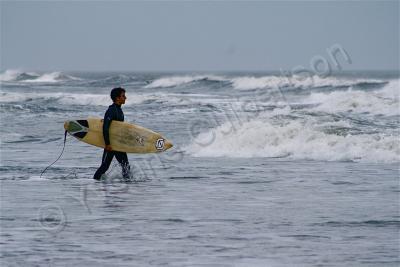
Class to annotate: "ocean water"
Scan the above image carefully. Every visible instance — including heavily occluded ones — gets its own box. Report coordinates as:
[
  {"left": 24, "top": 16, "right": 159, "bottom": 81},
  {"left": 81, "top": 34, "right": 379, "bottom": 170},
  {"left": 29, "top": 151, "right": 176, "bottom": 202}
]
[{"left": 0, "top": 70, "right": 399, "bottom": 266}]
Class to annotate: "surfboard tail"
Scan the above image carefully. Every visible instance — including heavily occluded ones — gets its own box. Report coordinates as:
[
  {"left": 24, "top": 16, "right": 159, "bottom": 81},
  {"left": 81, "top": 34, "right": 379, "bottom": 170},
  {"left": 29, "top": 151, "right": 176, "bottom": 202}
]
[{"left": 64, "top": 120, "right": 89, "bottom": 139}]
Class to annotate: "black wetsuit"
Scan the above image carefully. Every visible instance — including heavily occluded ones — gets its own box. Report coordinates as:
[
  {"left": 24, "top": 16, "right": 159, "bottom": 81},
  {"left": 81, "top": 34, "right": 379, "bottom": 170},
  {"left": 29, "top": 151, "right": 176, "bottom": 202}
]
[{"left": 93, "top": 103, "right": 131, "bottom": 180}]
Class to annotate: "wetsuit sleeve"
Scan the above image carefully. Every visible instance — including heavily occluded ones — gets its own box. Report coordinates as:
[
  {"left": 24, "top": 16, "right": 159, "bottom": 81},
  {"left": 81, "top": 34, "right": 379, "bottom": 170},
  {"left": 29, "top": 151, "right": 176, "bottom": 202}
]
[{"left": 103, "top": 108, "right": 114, "bottom": 145}]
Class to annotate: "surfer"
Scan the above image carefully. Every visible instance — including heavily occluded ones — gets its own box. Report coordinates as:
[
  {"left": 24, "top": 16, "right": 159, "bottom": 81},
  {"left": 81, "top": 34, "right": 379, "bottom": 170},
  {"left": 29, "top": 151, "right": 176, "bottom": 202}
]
[{"left": 93, "top": 87, "right": 131, "bottom": 180}]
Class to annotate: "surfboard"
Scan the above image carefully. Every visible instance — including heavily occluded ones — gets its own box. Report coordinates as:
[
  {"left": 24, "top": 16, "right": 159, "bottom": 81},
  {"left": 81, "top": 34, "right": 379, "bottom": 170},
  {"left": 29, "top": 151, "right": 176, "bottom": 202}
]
[{"left": 64, "top": 117, "right": 173, "bottom": 153}]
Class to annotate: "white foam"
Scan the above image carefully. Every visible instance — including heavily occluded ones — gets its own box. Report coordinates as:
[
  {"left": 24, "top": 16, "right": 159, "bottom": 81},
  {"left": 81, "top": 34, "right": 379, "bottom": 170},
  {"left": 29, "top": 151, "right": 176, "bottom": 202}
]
[
  {"left": 304, "top": 79, "right": 400, "bottom": 116},
  {"left": 230, "top": 75, "right": 386, "bottom": 90},
  {"left": 231, "top": 76, "right": 290, "bottom": 90},
  {"left": 376, "top": 79, "right": 400, "bottom": 100},
  {"left": 185, "top": 119, "right": 399, "bottom": 163},
  {"left": 145, "top": 75, "right": 227, "bottom": 88}
]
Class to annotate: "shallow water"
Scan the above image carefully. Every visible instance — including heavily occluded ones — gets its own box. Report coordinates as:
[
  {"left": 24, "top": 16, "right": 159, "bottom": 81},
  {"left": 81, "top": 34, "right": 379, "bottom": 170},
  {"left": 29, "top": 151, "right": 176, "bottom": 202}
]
[{"left": 2, "top": 159, "right": 399, "bottom": 266}]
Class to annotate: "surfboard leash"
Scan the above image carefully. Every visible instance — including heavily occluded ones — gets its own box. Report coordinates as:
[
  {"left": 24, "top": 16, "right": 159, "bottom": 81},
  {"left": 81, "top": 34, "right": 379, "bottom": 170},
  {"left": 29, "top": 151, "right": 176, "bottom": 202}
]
[{"left": 40, "top": 130, "right": 68, "bottom": 179}]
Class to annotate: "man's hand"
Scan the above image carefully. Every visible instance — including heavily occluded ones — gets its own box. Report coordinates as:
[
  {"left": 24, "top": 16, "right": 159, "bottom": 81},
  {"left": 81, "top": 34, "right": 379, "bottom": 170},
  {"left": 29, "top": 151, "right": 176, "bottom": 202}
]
[{"left": 105, "top": 145, "right": 113, "bottom": 151}]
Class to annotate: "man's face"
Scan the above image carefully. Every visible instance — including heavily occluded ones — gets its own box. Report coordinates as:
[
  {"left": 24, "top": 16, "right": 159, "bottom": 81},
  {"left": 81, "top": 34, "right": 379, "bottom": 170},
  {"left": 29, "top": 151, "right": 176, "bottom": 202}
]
[{"left": 116, "top": 92, "right": 127, "bottom": 105}]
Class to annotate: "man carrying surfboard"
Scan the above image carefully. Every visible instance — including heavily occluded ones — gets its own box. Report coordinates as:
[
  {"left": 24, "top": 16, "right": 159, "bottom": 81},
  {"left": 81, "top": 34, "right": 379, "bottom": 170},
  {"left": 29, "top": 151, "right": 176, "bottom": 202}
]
[{"left": 93, "top": 87, "right": 131, "bottom": 180}]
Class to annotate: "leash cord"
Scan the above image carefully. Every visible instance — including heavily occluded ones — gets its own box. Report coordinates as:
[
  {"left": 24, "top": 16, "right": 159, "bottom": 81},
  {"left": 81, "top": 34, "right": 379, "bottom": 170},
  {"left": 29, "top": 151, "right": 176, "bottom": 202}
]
[{"left": 40, "top": 130, "right": 68, "bottom": 179}]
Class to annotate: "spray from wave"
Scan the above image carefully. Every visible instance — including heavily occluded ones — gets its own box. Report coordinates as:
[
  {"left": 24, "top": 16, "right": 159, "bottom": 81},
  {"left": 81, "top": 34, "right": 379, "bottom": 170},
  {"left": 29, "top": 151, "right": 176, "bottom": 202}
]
[{"left": 0, "top": 69, "right": 39, "bottom": 82}]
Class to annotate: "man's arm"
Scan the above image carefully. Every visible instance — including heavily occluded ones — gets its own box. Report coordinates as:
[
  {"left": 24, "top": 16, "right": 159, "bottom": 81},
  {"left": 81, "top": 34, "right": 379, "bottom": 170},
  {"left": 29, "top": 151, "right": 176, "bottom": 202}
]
[{"left": 103, "top": 109, "right": 113, "bottom": 148}]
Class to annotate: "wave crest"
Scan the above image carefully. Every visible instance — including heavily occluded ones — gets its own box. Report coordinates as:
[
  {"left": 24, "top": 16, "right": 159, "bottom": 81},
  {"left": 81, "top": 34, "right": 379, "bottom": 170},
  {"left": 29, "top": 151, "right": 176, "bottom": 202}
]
[
  {"left": 86, "top": 74, "right": 136, "bottom": 86},
  {"left": 145, "top": 75, "right": 227, "bottom": 88},
  {"left": 231, "top": 75, "right": 387, "bottom": 90}
]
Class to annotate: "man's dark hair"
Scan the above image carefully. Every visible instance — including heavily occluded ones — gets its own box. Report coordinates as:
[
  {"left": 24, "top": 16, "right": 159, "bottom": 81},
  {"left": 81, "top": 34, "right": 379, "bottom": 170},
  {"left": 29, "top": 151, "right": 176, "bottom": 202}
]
[{"left": 110, "top": 87, "right": 126, "bottom": 102}]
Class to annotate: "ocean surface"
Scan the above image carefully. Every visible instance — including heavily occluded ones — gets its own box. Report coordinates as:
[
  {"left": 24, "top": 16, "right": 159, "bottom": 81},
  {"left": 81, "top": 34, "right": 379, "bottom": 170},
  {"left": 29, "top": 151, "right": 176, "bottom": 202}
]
[{"left": 0, "top": 70, "right": 399, "bottom": 266}]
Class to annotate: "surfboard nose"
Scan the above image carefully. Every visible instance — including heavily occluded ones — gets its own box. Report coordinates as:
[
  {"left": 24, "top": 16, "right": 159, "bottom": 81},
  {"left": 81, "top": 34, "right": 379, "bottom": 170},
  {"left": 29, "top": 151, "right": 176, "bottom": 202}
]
[
  {"left": 164, "top": 139, "right": 173, "bottom": 150},
  {"left": 155, "top": 137, "right": 173, "bottom": 151}
]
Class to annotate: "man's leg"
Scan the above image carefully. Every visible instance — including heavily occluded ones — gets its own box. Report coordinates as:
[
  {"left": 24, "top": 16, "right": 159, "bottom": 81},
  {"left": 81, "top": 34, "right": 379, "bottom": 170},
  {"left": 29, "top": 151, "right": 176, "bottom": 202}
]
[
  {"left": 114, "top": 152, "right": 131, "bottom": 179},
  {"left": 93, "top": 150, "right": 114, "bottom": 180}
]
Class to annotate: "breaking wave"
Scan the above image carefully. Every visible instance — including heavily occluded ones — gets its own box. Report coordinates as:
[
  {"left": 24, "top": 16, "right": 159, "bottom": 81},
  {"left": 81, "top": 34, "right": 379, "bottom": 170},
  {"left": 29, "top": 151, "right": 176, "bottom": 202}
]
[
  {"left": 143, "top": 73, "right": 387, "bottom": 92},
  {"left": 0, "top": 70, "right": 39, "bottom": 82},
  {"left": 303, "top": 80, "right": 400, "bottom": 116},
  {"left": 185, "top": 119, "right": 399, "bottom": 163},
  {"left": 0, "top": 70, "right": 81, "bottom": 83}
]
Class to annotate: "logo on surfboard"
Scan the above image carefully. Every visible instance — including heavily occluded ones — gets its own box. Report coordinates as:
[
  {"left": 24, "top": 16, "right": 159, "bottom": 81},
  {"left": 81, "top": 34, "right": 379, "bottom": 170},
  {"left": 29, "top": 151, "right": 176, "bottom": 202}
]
[
  {"left": 155, "top": 138, "right": 165, "bottom": 150},
  {"left": 135, "top": 135, "right": 145, "bottom": 146}
]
